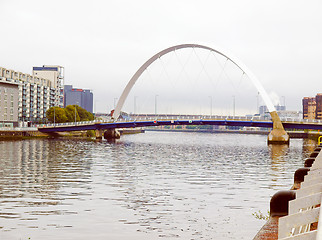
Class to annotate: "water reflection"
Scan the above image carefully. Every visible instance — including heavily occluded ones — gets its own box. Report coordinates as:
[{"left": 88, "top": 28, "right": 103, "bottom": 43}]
[
  {"left": 0, "top": 139, "right": 93, "bottom": 233},
  {"left": 0, "top": 134, "right": 314, "bottom": 239}
]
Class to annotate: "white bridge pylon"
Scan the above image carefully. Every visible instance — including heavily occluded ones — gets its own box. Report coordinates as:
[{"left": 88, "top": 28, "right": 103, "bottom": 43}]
[{"left": 113, "top": 43, "right": 275, "bottom": 121}]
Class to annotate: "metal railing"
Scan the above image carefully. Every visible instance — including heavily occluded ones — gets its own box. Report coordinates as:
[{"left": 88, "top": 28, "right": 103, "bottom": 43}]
[{"left": 34, "top": 115, "right": 322, "bottom": 129}]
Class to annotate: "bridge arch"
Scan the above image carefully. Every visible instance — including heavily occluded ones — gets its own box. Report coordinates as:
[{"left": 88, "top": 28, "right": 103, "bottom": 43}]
[{"left": 113, "top": 43, "right": 275, "bottom": 120}]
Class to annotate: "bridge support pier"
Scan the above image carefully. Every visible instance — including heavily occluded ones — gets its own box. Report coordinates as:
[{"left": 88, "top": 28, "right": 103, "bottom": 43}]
[
  {"left": 103, "top": 129, "right": 121, "bottom": 140},
  {"left": 268, "top": 111, "right": 289, "bottom": 144},
  {"left": 95, "top": 129, "right": 103, "bottom": 140}
]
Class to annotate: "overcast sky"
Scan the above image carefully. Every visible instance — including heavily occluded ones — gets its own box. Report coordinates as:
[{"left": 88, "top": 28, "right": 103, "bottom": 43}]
[{"left": 1, "top": 0, "right": 322, "bottom": 114}]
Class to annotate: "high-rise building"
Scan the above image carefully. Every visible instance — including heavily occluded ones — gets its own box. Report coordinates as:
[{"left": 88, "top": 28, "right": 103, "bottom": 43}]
[
  {"left": 64, "top": 85, "right": 93, "bottom": 113},
  {"left": 0, "top": 65, "right": 64, "bottom": 123},
  {"left": 315, "top": 94, "right": 322, "bottom": 119},
  {"left": 303, "top": 96, "right": 317, "bottom": 120}
]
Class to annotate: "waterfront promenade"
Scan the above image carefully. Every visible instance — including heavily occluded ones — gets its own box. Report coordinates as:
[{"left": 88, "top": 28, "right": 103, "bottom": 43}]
[{"left": 254, "top": 144, "right": 322, "bottom": 239}]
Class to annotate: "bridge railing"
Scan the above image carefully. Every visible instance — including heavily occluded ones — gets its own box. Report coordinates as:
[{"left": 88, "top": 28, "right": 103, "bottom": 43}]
[{"left": 37, "top": 115, "right": 322, "bottom": 129}]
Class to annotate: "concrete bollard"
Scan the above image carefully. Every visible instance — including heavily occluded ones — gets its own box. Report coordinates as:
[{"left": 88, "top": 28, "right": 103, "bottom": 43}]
[
  {"left": 309, "top": 151, "right": 320, "bottom": 158},
  {"left": 291, "top": 167, "right": 310, "bottom": 190},
  {"left": 253, "top": 190, "right": 296, "bottom": 240},
  {"left": 270, "top": 190, "right": 296, "bottom": 217},
  {"left": 304, "top": 158, "right": 315, "bottom": 168}
]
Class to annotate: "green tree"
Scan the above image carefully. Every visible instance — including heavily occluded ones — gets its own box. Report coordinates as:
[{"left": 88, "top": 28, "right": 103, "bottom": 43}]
[
  {"left": 76, "top": 105, "right": 94, "bottom": 121},
  {"left": 65, "top": 105, "right": 80, "bottom": 122},
  {"left": 46, "top": 107, "right": 68, "bottom": 123},
  {"left": 46, "top": 105, "right": 94, "bottom": 123}
]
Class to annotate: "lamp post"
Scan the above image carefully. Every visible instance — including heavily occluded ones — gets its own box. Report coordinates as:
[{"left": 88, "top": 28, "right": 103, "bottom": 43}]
[
  {"left": 74, "top": 102, "right": 78, "bottom": 125},
  {"left": 155, "top": 95, "right": 159, "bottom": 115},
  {"left": 257, "top": 92, "right": 259, "bottom": 114},
  {"left": 233, "top": 95, "right": 235, "bottom": 117},
  {"left": 209, "top": 96, "right": 212, "bottom": 117},
  {"left": 282, "top": 96, "right": 286, "bottom": 109},
  {"left": 134, "top": 96, "right": 137, "bottom": 115}
]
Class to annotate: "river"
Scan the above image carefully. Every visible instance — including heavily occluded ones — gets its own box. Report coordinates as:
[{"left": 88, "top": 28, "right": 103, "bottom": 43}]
[{"left": 0, "top": 132, "right": 316, "bottom": 239}]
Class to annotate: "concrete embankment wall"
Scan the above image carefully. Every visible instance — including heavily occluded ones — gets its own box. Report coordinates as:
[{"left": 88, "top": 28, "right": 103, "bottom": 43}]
[{"left": 0, "top": 130, "right": 49, "bottom": 139}]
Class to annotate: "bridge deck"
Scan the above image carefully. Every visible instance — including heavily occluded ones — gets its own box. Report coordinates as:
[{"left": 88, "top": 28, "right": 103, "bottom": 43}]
[{"left": 37, "top": 116, "right": 322, "bottom": 133}]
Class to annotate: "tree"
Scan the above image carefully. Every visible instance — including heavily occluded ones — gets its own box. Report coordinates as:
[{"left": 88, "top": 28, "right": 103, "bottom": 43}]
[
  {"left": 46, "top": 105, "right": 94, "bottom": 123},
  {"left": 46, "top": 107, "right": 68, "bottom": 123},
  {"left": 65, "top": 105, "right": 80, "bottom": 122}
]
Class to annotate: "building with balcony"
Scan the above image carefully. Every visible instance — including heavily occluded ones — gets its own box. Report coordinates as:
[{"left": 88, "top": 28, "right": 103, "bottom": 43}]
[
  {"left": 0, "top": 65, "right": 64, "bottom": 124},
  {"left": 64, "top": 85, "right": 93, "bottom": 113},
  {"left": 0, "top": 79, "right": 19, "bottom": 127}
]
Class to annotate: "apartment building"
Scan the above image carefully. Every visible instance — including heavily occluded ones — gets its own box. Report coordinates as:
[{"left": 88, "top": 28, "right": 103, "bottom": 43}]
[
  {"left": 0, "top": 79, "right": 19, "bottom": 127},
  {"left": 0, "top": 65, "right": 64, "bottom": 123}
]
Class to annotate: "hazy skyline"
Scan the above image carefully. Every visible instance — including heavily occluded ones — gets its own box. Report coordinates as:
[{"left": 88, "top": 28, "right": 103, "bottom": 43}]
[{"left": 1, "top": 0, "right": 322, "bottom": 113}]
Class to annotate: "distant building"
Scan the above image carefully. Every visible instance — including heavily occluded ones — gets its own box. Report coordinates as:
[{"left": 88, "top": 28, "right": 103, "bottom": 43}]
[
  {"left": 259, "top": 105, "right": 268, "bottom": 116},
  {"left": 275, "top": 105, "right": 286, "bottom": 111},
  {"left": 64, "top": 85, "right": 93, "bottom": 113},
  {"left": 302, "top": 94, "right": 322, "bottom": 120},
  {"left": 259, "top": 105, "right": 286, "bottom": 117},
  {"left": 0, "top": 79, "right": 19, "bottom": 127}
]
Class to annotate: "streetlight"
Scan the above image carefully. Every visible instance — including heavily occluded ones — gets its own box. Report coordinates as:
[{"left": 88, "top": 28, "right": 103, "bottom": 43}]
[
  {"left": 256, "top": 92, "right": 259, "bottom": 114},
  {"left": 232, "top": 96, "right": 235, "bottom": 117},
  {"left": 134, "top": 96, "right": 137, "bottom": 115},
  {"left": 208, "top": 96, "right": 212, "bottom": 117},
  {"left": 282, "top": 96, "right": 286, "bottom": 109},
  {"left": 75, "top": 102, "right": 78, "bottom": 125},
  {"left": 155, "top": 95, "right": 159, "bottom": 115},
  {"left": 54, "top": 106, "right": 55, "bottom": 127}
]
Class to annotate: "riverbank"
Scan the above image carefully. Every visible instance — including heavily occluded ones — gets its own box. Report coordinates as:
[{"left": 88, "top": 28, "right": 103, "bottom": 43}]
[
  {"left": 0, "top": 127, "right": 320, "bottom": 140},
  {"left": 0, "top": 128, "right": 145, "bottom": 140}
]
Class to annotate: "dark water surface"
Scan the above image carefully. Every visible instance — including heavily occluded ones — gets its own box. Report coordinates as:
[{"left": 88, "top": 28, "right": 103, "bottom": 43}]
[{"left": 0, "top": 132, "right": 316, "bottom": 239}]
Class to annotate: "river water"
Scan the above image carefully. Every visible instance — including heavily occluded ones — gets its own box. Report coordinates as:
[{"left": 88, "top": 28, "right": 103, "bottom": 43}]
[{"left": 0, "top": 132, "right": 317, "bottom": 240}]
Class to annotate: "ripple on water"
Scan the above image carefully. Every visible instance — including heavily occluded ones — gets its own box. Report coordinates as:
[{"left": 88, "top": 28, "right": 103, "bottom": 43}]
[{"left": 0, "top": 134, "right": 314, "bottom": 239}]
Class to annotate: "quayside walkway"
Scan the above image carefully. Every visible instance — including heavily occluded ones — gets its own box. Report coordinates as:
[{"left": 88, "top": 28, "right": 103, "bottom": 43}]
[
  {"left": 278, "top": 147, "right": 322, "bottom": 239},
  {"left": 254, "top": 145, "right": 322, "bottom": 239}
]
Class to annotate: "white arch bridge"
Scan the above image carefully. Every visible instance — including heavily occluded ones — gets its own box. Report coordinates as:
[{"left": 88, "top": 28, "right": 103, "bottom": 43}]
[{"left": 40, "top": 44, "right": 292, "bottom": 143}]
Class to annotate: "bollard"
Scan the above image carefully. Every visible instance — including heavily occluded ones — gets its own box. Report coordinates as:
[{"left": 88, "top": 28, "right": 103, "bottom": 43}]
[
  {"left": 270, "top": 190, "right": 296, "bottom": 217},
  {"left": 293, "top": 167, "right": 310, "bottom": 185},
  {"left": 309, "top": 151, "right": 320, "bottom": 158},
  {"left": 253, "top": 190, "right": 296, "bottom": 240},
  {"left": 304, "top": 158, "right": 315, "bottom": 168}
]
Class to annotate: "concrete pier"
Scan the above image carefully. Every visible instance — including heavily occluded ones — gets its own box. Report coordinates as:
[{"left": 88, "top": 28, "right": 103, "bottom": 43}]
[{"left": 268, "top": 111, "right": 289, "bottom": 144}]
